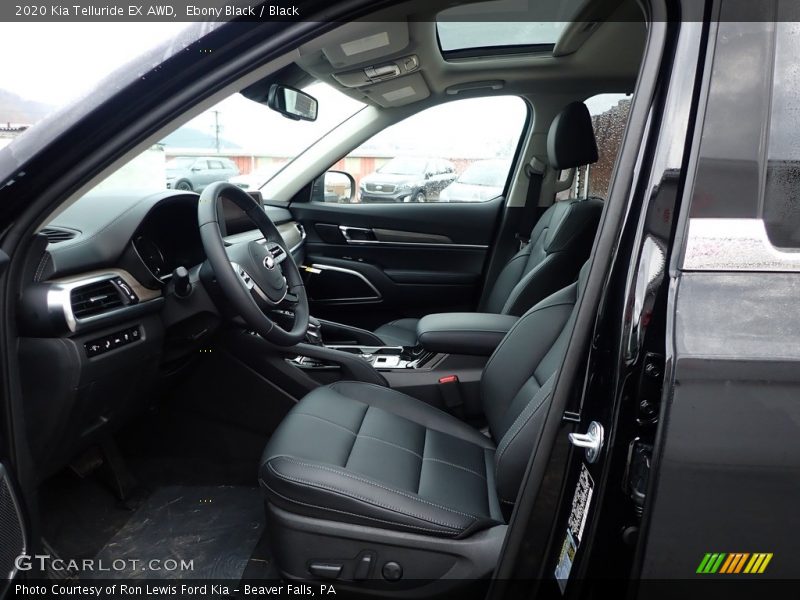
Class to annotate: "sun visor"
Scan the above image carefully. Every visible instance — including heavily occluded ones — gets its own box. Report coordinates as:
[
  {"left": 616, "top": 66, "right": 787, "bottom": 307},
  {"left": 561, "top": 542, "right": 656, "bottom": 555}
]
[
  {"left": 360, "top": 72, "right": 430, "bottom": 108},
  {"left": 322, "top": 23, "right": 410, "bottom": 69}
]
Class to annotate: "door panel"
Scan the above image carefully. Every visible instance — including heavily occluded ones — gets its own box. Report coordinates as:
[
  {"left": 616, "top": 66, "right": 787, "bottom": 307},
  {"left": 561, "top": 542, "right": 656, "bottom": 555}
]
[
  {"left": 290, "top": 198, "right": 502, "bottom": 329},
  {"left": 292, "top": 94, "right": 528, "bottom": 329},
  {"left": 0, "top": 463, "right": 27, "bottom": 598}
]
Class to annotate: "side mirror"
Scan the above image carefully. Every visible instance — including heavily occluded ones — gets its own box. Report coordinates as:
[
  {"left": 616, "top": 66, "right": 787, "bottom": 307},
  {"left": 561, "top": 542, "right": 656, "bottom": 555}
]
[
  {"left": 312, "top": 170, "right": 355, "bottom": 203},
  {"left": 191, "top": 166, "right": 202, "bottom": 171},
  {"left": 267, "top": 84, "right": 318, "bottom": 122}
]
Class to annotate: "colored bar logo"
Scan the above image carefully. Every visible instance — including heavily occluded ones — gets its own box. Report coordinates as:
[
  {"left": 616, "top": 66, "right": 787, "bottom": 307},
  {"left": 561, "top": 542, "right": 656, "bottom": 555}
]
[{"left": 696, "top": 553, "right": 773, "bottom": 574}]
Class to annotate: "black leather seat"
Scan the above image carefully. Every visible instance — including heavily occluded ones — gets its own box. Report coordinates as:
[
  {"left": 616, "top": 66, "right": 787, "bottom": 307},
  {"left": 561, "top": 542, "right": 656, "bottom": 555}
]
[
  {"left": 259, "top": 263, "right": 589, "bottom": 583},
  {"left": 373, "top": 101, "right": 602, "bottom": 347}
]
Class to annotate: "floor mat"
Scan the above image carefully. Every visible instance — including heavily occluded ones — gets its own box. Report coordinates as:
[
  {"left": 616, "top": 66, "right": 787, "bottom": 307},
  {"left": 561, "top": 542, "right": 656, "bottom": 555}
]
[{"left": 89, "top": 486, "right": 264, "bottom": 580}]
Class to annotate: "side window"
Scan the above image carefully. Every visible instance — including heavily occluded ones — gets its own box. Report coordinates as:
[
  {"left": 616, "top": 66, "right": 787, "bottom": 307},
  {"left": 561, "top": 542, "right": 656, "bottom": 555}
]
[
  {"left": 681, "top": 17, "right": 800, "bottom": 272},
  {"left": 558, "top": 93, "right": 631, "bottom": 201},
  {"left": 763, "top": 22, "right": 800, "bottom": 249},
  {"left": 208, "top": 160, "right": 224, "bottom": 169},
  {"left": 194, "top": 160, "right": 208, "bottom": 170},
  {"left": 338, "top": 96, "right": 527, "bottom": 204}
]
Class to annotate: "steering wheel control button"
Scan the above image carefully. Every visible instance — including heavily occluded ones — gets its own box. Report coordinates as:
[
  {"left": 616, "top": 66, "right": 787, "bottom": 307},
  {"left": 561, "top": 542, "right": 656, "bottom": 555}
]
[
  {"left": 381, "top": 561, "right": 403, "bottom": 581},
  {"left": 84, "top": 326, "right": 142, "bottom": 357},
  {"left": 308, "top": 562, "right": 342, "bottom": 580}
]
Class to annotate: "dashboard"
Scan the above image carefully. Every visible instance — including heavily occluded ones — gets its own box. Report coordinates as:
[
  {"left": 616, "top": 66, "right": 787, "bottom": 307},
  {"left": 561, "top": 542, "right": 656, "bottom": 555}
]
[
  {"left": 17, "top": 189, "right": 305, "bottom": 476},
  {"left": 132, "top": 198, "right": 206, "bottom": 280}
]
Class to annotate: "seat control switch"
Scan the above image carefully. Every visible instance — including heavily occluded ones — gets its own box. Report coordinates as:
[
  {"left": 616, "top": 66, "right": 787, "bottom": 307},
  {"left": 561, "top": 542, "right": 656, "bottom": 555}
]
[
  {"left": 308, "top": 562, "right": 342, "bottom": 579},
  {"left": 353, "top": 552, "right": 374, "bottom": 580},
  {"left": 382, "top": 561, "right": 403, "bottom": 581}
]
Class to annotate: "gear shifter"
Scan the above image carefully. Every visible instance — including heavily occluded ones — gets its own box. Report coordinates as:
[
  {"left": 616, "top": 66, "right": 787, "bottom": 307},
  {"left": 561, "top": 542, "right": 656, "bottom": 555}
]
[{"left": 306, "top": 316, "right": 323, "bottom": 346}]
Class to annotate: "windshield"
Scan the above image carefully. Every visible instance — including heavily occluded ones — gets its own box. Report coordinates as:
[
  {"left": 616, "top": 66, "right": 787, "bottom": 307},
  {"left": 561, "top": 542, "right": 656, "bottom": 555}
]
[
  {"left": 87, "top": 82, "right": 364, "bottom": 195},
  {"left": 458, "top": 160, "right": 510, "bottom": 186},
  {"left": 0, "top": 23, "right": 365, "bottom": 193},
  {"left": 0, "top": 23, "right": 195, "bottom": 143},
  {"left": 378, "top": 158, "right": 428, "bottom": 176}
]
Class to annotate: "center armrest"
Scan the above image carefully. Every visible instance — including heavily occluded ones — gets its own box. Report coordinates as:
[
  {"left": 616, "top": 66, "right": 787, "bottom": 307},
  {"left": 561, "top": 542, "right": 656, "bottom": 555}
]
[{"left": 416, "top": 312, "right": 519, "bottom": 356}]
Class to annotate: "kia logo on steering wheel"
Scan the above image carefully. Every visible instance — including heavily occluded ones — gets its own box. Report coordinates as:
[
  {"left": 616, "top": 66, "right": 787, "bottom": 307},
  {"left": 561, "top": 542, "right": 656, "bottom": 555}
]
[{"left": 264, "top": 255, "right": 276, "bottom": 270}]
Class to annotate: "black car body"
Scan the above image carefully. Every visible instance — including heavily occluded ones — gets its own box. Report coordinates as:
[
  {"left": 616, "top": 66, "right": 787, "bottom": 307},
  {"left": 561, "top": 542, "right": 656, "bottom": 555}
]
[
  {"left": 0, "top": 1, "right": 798, "bottom": 598},
  {"left": 359, "top": 156, "right": 456, "bottom": 203}
]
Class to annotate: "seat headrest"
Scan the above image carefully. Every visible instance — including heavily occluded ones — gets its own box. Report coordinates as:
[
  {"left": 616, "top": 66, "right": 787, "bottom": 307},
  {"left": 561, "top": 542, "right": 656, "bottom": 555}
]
[{"left": 547, "top": 102, "right": 599, "bottom": 170}]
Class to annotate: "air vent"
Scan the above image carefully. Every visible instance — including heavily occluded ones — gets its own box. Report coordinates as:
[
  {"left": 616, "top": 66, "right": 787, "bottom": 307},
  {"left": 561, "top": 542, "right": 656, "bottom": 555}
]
[
  {"left": 41, "top": 227, "right": 77, "bottom": 244},
  {"left": 70, "top": 280, "right": 124, "bottom": 319}
]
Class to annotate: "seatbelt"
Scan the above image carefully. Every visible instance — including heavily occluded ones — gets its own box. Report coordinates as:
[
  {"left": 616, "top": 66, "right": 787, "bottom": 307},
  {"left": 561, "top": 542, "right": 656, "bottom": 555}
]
[{"left": 517, "top": 156, "right": 548, "bottom": 249}]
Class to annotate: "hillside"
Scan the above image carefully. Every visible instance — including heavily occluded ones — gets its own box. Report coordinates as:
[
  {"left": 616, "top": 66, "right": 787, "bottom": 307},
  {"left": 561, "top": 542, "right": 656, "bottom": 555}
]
[{"left": 0, "top": 89, "right": 53, "bottom": 126}]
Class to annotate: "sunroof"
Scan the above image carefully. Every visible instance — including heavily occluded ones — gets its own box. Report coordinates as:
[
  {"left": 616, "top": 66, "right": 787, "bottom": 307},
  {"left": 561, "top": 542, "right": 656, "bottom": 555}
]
[{"left": 437, "top": 21, "right": 569, "bottom": 54}]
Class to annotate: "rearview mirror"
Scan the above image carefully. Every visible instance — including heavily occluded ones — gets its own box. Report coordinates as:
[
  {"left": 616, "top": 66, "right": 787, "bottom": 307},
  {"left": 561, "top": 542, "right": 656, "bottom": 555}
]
[{"left": 267, "top": 84, "right": 318, "bottom": 122}]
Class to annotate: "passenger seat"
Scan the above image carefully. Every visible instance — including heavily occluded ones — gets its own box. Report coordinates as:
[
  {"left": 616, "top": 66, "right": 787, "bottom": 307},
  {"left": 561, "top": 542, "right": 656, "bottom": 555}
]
[{"left": 374, "top": 101, "right": 603, "bottom": 347}]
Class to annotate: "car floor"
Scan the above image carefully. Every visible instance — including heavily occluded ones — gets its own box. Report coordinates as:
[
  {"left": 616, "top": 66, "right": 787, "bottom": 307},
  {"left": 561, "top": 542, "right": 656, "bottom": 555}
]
[{"left": 37, "top": 361, "right": 281, "bottom": 581}]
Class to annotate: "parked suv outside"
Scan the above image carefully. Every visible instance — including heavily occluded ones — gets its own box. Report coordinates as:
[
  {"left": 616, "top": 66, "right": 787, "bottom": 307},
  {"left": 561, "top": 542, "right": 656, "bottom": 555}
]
[
  {"left": 165, "top": 156, "right": 240, "bottom": 192},
  {"left": 359, "top": 156, "right": 457, "bottom": 203}
]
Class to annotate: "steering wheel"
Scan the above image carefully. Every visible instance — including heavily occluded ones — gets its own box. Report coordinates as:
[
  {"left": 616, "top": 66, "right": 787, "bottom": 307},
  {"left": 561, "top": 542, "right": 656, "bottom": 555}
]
[{"left": 198, "top": 182, "right": 309, "bottom": 346}]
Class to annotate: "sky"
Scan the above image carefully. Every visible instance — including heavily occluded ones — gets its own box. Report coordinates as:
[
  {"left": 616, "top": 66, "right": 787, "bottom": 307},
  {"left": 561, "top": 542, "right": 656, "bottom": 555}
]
[
  {"left": 0, "top": 22, "right": 629, "bottom": 157},
  {"left": 0, "top": 23, "right": 192, "bottom": 106}
]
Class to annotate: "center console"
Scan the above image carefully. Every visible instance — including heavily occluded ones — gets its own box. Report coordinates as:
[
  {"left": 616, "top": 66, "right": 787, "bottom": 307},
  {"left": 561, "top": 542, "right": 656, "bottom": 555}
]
[{"left": 287, "top": 312, "right": 519, "bottom": 416}]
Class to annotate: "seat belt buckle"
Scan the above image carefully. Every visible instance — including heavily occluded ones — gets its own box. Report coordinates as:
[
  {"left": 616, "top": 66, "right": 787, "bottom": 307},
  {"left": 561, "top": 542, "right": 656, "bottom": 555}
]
[
  {"left": 515, "top": 232, "right": 531, "bottom": 250},
  {"left": 438, "top": 375, "right": 464, "bottom": 412}
]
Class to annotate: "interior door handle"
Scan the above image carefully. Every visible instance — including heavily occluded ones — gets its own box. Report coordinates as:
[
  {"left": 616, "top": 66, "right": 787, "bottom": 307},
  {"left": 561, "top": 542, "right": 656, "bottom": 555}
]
[
  {"left": 339, "top": 225, "right": 375, "bottom": 243},
  {"left": 568, "top": 421, "right": 604, "bottom": 464}
]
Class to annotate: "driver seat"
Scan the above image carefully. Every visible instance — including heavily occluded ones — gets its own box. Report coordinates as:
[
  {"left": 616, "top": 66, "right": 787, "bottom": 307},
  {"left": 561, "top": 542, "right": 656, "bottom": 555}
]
[{"left": 260, "top": 263, "right": 589, "bottom": 585}]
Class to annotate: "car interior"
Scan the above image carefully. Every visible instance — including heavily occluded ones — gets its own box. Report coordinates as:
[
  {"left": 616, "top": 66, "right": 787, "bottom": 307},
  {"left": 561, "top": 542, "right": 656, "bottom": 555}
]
[{"left": 13, "top": 0, "right": 648, "bottom": 594}]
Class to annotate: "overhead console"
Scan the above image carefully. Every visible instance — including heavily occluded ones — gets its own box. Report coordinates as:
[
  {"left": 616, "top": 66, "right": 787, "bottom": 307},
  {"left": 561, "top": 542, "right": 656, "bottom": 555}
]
[
  {"left": 332, "top": 54, "right": 419, "bottom": 87},
  {"left": 297, "top": 21, "right": 431, "bottom": 108}
]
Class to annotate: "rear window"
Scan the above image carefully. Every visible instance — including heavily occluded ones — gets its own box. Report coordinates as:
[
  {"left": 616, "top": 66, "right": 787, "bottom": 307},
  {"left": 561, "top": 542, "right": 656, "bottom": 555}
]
[{"left": 763, "top": 21, "right": 800, "bottom": 249}]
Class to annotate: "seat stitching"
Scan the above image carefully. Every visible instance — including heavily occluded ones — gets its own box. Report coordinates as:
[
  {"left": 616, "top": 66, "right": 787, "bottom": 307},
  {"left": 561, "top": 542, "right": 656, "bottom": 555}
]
[
  {"left": 260, "top": 480, "right": 458, "bottom": 535},
  {"left": 422, "top": 457, "right": 487, "bottom": 480},
  {"left": 483, "top": 301, "right": 575, "bottom": 376},
  {"left": 270, "top": 456, "right": 479, "bottom": 520},
  {"left": 496, "top": 388, "right": 552, "bottom": 467},
  {"left": 420, "top": 327, "right": 515, "bottom": 334},
  {"left": 416, "top": 429, "right": 427, "bottom": 494},
  {"left": 325, "top": 382, "right": 493, "bottom": 449},
  {"left": 34, "top": 252, "right": 50, "bottom": 282},
  {"left": 356, "top": 434, "right": 423, "bottom": 459},
  {"left": 291, "top": 412, "right": 357, "bottom": 435},
  {"left": 344, "top": 404, "right": 369, "bottom": 469},
  {"left": 501, "top": 255, "right": 554, "bottom": 315},
  {"left": 266, "top": 462, "right": 468, "bottom": 530}
]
